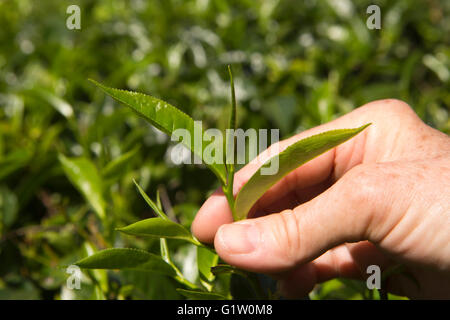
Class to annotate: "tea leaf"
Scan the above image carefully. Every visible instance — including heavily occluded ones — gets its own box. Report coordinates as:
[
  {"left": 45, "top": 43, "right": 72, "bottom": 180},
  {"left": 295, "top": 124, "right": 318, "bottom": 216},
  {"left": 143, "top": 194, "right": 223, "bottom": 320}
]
[
  {"left": 223, "top": 65, "right": 237, "bottom": 217},
  {"left": 227, "top": 65, "right": 237, "bottom": 134},
  {"left": 102, "top": 147, "right": 140, "bottom": 182},
  {"left": 212, "top": 265, "right": 264, "bottom": 299},
  {"left": 75, "top": 248, "right": 175, "bottom": 276},
  {"left": 58, "top": 154, "right": 106, "bottom": 219},
  {"left": 0, "top": 148, "right": 31, "bottom": 180},
  {"left": 0, "top": 186, "right": 18, "bottom": 228},
  {"left": 176, "top": 288, "right": 228, "bottom": 300},
  {"left": 117, "top": 217, "right": 200, "bottom": 245},
  {"left": 90, "top": 80, "right": 227, "bottom": 184},
  {"left": 211, "top": 264, "right": 248, "bottom": 278},
  {"left": 197, "top": 246, "right": 219, "bottom": 283},
  {"left": 234, "top": 124, "right": 371, "bottom": 220},
  {"left": 133, "top": 179, "right": 168, "bottom": 220},
  {"left": 37, "top": 90, "right": 74, "bottom": 119},
  {"left": 156, "top": 190, "right": 172, "bottom": 263}
]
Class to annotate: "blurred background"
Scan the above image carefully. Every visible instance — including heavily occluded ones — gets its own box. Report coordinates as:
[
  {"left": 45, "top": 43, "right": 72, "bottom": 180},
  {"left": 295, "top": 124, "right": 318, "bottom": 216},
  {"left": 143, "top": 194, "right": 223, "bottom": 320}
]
[{"left": 0, "top": 0, "right": 448, "bottom": 299}]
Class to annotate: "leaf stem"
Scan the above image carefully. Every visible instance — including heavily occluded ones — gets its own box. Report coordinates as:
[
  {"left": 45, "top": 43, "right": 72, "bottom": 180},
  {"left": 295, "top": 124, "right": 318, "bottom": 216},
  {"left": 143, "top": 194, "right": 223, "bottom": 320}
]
[
  {"left": 174, "top": 270, "right": 198, "bottom": 290},
  {"left": 160, "top": 238, "right": 197, "bottom": 289},
  {"left": 223, "top": 184, "right": 236, "bottom": 220}
]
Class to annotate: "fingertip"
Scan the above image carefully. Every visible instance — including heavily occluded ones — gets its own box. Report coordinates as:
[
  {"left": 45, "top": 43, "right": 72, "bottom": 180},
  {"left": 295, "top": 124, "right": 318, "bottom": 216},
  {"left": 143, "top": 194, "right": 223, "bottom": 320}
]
[
  {"left": 191, "top": 190, "right": 234, "bottom": 243},
  {"left": 215, "top": 222, "right": 259, "bottom": 255}
]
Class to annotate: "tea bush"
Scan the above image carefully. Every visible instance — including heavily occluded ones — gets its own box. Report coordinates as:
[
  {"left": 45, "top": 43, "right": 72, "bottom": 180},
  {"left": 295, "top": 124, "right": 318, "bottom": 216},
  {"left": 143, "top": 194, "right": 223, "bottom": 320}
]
[{"left": 0, "top": 0, "right": 448, "bottom": 299}]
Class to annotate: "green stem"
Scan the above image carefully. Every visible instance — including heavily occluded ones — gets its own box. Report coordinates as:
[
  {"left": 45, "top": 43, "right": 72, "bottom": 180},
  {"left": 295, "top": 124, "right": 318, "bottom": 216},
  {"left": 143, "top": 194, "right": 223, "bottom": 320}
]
[
  {"left": 223, "top": 182, "right": 236, "bottom": 220},
  {"left": 160, "top": 239, "right": 197, "bottom": 289},
  {"left": 171, "top": 258, "right": 197, "bottom": 289},
  {"left": 174, "top": 273, "right": 197, "bottom": 290},
  {"left": 189, "top": 235, "right": 205, "bottom": 247}
]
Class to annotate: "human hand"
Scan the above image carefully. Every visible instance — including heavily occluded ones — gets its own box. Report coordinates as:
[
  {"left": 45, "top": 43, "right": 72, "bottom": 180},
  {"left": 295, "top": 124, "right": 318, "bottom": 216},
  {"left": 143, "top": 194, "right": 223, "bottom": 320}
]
[{"left": 192, "top": 99, "right": 450, "bottom": 299}]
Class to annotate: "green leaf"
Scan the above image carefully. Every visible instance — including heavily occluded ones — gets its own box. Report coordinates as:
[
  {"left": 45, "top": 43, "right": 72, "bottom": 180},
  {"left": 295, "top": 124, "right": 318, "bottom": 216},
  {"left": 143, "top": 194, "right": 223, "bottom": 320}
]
[
  {"left": 211, "top": 264, "right": 248, "bottom": 278},
  {"left": 21, "top": 88, "right": 74, "bottom": 119},
  {"left": 155, "top": 188, "right": 163, "bottom": 211},
  {"left": 0, "top": 186, "right": 18, "bottom": 228},
  {"left": 176, "top": 288, "right": 228, "bottom": 300},
  {"left": 102, "top": 147, "right": 139, "bottom": 182},
  {"left": 211, "top": 264, "right": 264, "bottom": 299},
  {"left": 0, "top": 148, "right": 31, "bottom": 180},
  {"left": 133, "top": 179, "right": 168, "bottom": 220},
  {"left": 197, "top": 246, "right": 219, "bottom": 283},
  {"left": 227, "top": 65, "right": 237, "bottom": 133},
  {"left": 75, "top": 248, "right": 176, "bottom": 276},
  {"left": 223, "top": 65, "right": 237, "bottom": 218},
  {"left": 38, "top": 90, "right": 74, "bottom": 119},
  {"left": 234, "top": 124, "right": 371, "bottom": 220},
  {"left": 90, "top": 80, "right": 227, "bottom": 184},
  {"left": 81, "top": 242, "right": 109, "bottom": 297},
  {"left": 58, "top": 154, "right": 106, "bottom": 219},
  {"left": 117, "top": 217, "right": 200, "bottom": 245},
  {"left": 154, "top": 189, "right": 173, "bottom": 264}
]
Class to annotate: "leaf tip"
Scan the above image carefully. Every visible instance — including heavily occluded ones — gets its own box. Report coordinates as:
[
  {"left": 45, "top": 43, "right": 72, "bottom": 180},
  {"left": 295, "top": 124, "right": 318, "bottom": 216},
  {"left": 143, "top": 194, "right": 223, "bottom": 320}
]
[
  {"left": 88, "top": 79, "right": 110, "bottom": 94},
  {"left": 88, "top": 78, "right": 100, "bottom": 87},
  {"left": 356, "top": 122, "right": 372, "bottom": 134},
  {"left": 361, "top": 122, "right": 372, "bottom": 128}
]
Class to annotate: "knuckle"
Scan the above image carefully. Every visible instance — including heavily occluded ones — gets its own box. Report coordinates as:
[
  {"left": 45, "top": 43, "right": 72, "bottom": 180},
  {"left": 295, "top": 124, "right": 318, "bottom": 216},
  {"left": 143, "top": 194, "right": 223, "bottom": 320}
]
[
  {"left": 362, "top": 99, "right": 416, "bottom": 119},
  {"left": 265, "top": 209, "right": 301, "bottom": 267}
]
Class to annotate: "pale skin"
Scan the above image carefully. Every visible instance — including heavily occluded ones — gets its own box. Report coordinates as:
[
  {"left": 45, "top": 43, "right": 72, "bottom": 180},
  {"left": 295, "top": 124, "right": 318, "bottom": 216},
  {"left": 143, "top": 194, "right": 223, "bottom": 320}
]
[{"left": 192, "top": 99, "right": 450, "bottom": 299}]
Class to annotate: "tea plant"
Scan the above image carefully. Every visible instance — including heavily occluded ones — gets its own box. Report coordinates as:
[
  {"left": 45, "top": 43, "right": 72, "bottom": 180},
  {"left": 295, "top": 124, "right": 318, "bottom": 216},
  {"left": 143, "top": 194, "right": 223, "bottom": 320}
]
[
  {"left": 1, "top": 0, "right": 447, "bottom": 300},
  {"left": 67, "top": 67, "right": 370, "bottom": 299}
]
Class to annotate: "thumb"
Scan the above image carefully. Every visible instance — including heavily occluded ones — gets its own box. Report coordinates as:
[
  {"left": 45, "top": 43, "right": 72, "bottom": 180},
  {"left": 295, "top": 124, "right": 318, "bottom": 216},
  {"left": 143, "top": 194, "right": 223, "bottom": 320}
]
[{"left": 214, "top": 164, "right": 392, "bottom": 273}]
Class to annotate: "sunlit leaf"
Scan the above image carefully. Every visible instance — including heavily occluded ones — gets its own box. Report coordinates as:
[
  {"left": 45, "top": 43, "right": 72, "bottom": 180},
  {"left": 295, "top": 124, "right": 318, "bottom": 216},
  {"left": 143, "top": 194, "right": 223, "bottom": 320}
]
[
  {"left": 90, "top": 80, "right": 227, "bottom": 184},
  {"left": 81, "top": 242, "right": 108, "bottom": 298},
  {"left": 117, "top": 217, "right": 200, "bottom": 245},
  {"left": 197, "top": 246, "right": 219, "bottom": 283},
  {"left": 38, "top": 90, "right": 74, "bottom": 119},
  {"left": 58, "top": 154, "right": 106, "bottom": 219},
  {"left": 75, "top": 248, "right": 176, "bottom": 276},
  {"left": 234, "top": 124, "right": 371, "bottom": 220}
]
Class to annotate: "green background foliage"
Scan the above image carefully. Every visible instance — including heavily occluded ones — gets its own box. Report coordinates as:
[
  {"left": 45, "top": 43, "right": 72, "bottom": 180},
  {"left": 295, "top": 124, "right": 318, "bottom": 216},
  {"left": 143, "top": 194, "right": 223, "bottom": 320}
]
[{"left": 0, "top": 0, "right": 448, "bottom": 299}]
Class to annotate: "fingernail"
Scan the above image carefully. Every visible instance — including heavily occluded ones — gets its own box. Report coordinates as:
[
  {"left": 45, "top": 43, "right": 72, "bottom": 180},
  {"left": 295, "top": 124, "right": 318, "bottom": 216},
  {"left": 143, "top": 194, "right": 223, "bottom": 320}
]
[{"left": 218, "top": 223, "right": 259, "bottom": 254}]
